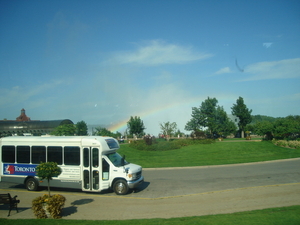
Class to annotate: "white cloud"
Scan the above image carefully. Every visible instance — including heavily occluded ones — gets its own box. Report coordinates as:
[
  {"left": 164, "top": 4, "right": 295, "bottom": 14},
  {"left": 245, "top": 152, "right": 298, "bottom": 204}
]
[
  {"left": 105, "top": 40, "right": 213, "bottom": 66},
  {"left": 0, "top": 80, "right": 63, "bottom": 107},
  {"left": 241, "top": 58, "right": 300, "bottom": 81},
  {"left": 214, "top": 67, "right": 232, "bottom": 75},
  {"left": 263, "top": 42, "right": 273, "bottom": 48},
  {"left": 153, "top": 71, "right": 173, "bottom": 80}
]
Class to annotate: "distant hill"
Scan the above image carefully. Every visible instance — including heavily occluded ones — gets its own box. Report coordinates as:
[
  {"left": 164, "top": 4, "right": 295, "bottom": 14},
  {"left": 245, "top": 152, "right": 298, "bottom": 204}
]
[{"left": 251, "top": 115, "right": 279, "bottom": 124}]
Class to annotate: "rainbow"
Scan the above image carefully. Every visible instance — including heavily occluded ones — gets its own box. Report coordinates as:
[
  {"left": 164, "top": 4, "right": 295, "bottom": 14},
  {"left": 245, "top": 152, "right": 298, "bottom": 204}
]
[
  {"left": 107, "top": 95, "right": 236, "bottom": 133},
  {"left": 108, "top": 101, "right": 182, "bottom": 132}
]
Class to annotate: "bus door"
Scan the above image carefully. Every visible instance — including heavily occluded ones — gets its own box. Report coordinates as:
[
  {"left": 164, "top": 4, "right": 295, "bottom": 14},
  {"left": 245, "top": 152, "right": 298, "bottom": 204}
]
[{"left": 82, "top": 147, "right": 100, "bottom": 191}]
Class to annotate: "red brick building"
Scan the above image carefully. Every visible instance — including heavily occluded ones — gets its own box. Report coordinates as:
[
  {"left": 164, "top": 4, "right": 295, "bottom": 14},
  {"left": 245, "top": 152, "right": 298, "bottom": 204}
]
[{"left": 16, "top": 108, "right": 31, "bottom": 121}]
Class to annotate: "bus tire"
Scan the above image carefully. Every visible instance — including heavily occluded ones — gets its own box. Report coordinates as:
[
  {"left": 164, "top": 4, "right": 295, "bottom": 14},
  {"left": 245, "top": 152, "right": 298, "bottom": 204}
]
[
  {"left": 113, "top": 179, "right": 128, "bottom": 195},
  {"left": 25, "top": 178, "right": 39, "bottom": 191}
]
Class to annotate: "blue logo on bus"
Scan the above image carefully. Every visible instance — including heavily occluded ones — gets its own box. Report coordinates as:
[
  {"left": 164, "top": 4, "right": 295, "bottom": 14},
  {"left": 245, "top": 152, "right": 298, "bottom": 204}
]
[{"left": 3, "top": 164, "right": 37, "bottom": 176}]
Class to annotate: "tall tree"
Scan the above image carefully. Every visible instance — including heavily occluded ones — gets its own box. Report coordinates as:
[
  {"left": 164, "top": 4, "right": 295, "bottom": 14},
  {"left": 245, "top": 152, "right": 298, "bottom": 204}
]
[
  {"left": 215, "top": 106, "right": 237, "bottom": 137},
  {"left": 76, "top": 120, "right": 88, "bottom": 135},
  {"left": 160, "top": 121, "right": 177, "bottom": 141},
  {"left": 185, "top": 97, "right": 218, "bottom": 133},
  {"left": 127, "top": 116, "right": 146, "bottom": 137},
  {"left": 185, "top": 97, "right": 236, "bottom": 138},
  {"left": 231, "top": 97, "right": 252, "bottom": 138}
]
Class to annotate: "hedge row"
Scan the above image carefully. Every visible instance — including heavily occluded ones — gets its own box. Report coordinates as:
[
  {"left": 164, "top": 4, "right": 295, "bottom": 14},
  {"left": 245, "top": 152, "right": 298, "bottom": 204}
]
[{"left": 128, "top": 138, "right": 215, "bottom": 151}]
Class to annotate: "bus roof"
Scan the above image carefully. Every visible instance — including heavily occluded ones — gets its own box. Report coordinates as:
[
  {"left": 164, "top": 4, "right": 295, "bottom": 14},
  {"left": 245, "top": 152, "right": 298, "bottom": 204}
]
[{"left": 0, "top": 136, "right": 120, "bottom": 151}]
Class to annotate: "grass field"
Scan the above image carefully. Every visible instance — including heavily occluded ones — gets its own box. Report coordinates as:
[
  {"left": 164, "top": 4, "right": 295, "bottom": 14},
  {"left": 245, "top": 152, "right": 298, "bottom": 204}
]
[
  {"left": 118, "top": 140, "right": 300, "bottom": 168},
  {"left": 1, "top": 205, "right": 300, "bottom": 225}
]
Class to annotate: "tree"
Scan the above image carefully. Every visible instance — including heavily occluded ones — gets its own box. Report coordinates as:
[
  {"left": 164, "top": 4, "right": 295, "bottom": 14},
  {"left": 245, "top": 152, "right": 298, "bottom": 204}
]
[
  {"left": 36, "top": 162, "right": 62, "bottom": 196},
  {"left": 253, "top": 121, "right": 274, "bottom": 140},
  {"left": 191, "top": 129, "right": 206, "bottom": 139},
  {"left": 93, "top": 126, "right": 117, "bottom": 138},
  {"left": 185, "top": 97, "right": 236, "bottom": 138},
  {"left": 252, "top": 115, "right": 300, "bottom": 140},
  {"left": 273, "top": 116, "right": 300, "bottom": 140},
  {"left": 185, "top": 97, "right": 218, "bottom": 133},
  {"left": 215, "top": 106, "right": 237, "bottom": 137},
  {"left": 174, "top": 129, "right": 185, "bottom": 138},
  {"left": 160, "top": 121, "right": 177, "bottom": 141},
  {"left": 76, "top": 120, "right": 88, "bottom": 135},
  {"left": 51, "top": 124, "right": 76, "bottom": 136},
  {"left": 231, "top": 97, "right": 252, "bottom": 138},
  {"left": 251, "top": 115, "right": 277, "bottom": 124},
  {"left": 127, "top": 116, "right": 146, "bottom": 137}
]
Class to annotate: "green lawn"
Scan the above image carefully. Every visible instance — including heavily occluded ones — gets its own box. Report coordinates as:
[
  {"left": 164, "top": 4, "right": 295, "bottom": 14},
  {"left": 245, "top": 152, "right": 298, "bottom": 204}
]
[
  {"left": 118, "top": 140, "right": 300, "bottom": 168},
  {"left": 1, "top": 205, "right": 300, "bottom": 224}
]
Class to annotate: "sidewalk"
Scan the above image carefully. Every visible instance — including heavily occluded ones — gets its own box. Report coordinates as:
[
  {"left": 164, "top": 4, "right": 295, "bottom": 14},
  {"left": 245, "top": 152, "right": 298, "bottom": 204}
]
[{"left": 1, "top": 182, "right": 300, "bottom": 220}]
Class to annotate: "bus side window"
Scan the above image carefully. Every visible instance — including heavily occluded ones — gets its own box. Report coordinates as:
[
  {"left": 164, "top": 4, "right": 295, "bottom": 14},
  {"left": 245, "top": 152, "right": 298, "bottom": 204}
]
[
  {"left": 64, "top": 146, "right": 80, "bottom": 166},
  {"left": 102, "top": 159, "right": 109, "bottom": 180},
  {"left": 32, "top": 146, "right": 46, "bottom": 164},
  {"left": 83, "top": 148, "right": 89, "bottom": 167},
  {"left": 17, "top": 146, "right": 30, "bottom": 163},
  {"left": 92, "top": 148, "right": 98, "bottom": 168},
  {"left": 2, "top": 145, "right": 15, "bottom": 163},
  {"left": 47, "top": 146, "right": 62, "bottom": 165}
]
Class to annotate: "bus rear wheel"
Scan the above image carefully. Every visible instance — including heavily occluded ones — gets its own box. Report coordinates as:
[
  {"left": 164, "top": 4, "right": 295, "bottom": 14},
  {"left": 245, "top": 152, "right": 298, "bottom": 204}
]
[
  {"left": 25, "top": 178, "right": 39, "bottom": 191},
  {"left": 113, "top": 179, "right": 128, "bottom": 195}
]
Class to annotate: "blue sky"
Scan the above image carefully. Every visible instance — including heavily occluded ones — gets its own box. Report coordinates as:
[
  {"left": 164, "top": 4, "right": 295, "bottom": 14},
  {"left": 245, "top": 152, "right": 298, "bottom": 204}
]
[{"left": 0, "top": 0, "right": 299, "bottom": 135}]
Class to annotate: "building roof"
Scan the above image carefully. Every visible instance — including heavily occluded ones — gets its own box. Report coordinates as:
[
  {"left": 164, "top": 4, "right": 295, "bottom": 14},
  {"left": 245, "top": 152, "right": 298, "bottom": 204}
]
[
  {"left": 0, "top": 119, "right": 74, "bottom": 137},
  {"left": 0, "top": 108, "right": 74, "bottom": 137}
]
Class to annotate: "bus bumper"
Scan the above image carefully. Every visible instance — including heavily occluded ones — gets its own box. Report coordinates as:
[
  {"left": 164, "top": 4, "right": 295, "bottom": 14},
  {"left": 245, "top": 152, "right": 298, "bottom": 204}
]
[{"left": 127, "top": 176, "right": 144, "bottom": 189}]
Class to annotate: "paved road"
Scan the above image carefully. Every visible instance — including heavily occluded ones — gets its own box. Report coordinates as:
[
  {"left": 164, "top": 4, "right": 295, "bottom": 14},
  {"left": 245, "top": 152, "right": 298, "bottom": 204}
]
[
  {"left": 138, "top": 158, "right": 300, "bottom": 198},
  {"left": 1, "top": 158, "right": 300, "bottom": 220}
]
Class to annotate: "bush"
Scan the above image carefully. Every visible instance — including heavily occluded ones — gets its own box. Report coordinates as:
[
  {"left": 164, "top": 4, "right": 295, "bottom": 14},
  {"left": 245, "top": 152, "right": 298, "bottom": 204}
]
[
  {"left": 272, "top": 139, "right": 300, "bottom": 149},
  {"left": 287, "top": 141, "right": 300, "bottom": 149},
  {"left": 32, "top": 194, "right": 66, "bottom": 219}
]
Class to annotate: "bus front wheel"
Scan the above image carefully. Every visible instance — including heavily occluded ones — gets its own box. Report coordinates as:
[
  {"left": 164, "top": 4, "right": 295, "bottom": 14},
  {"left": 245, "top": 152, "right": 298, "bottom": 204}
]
[
  {"left": 113, "top": 179, "right": 128, "bottom": 195},
  {"left": 25, "top": 178, "right": 39, "bottom": 191}
]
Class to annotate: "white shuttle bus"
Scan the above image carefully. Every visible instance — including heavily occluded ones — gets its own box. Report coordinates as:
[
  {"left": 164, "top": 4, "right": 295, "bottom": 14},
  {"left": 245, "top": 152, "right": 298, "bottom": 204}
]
[{"left": 0, "top": 136, "right": 144, "bottom": 195}]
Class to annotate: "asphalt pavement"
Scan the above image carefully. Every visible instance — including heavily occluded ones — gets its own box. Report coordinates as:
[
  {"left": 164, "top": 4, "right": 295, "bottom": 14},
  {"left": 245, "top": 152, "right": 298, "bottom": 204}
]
[{"left": 1, "top": 159, "right": 300, "bottom": 220}]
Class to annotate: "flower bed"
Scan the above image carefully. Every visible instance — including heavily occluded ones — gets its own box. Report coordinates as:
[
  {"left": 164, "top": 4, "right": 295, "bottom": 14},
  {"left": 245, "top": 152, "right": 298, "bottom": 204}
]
[{"left": 272, "top": 139, "right": 300, "bottom": 149}]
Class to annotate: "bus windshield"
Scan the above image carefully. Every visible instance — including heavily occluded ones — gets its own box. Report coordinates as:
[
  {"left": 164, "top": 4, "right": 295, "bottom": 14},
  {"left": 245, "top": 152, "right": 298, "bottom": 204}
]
[{"left": 106, "top": 152, "right": 129, "bottom": 167}]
